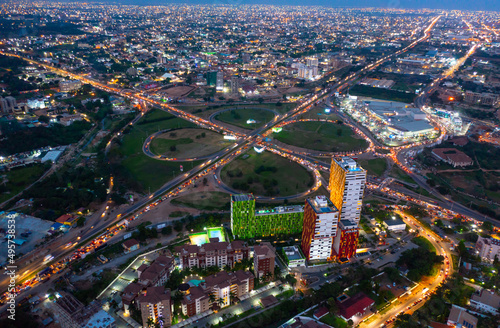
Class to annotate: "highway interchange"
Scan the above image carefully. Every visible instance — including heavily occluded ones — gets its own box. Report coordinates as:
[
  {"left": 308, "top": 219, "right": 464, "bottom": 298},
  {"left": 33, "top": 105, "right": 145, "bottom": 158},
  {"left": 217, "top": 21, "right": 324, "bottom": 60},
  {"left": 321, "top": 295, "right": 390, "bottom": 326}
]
[{"left": 0, "top": 14, "right": 489, "bottom": 325}]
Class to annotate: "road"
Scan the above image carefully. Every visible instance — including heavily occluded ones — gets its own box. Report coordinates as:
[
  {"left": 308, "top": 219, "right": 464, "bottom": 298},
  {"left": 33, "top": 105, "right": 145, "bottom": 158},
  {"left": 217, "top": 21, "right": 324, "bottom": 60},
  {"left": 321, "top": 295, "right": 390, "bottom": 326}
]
[
  {"left": 360, "top": 209, "right": 453, "bottom": 328},
  {"left": 0, "top": 14, "right": 444, "bottom": 307}
]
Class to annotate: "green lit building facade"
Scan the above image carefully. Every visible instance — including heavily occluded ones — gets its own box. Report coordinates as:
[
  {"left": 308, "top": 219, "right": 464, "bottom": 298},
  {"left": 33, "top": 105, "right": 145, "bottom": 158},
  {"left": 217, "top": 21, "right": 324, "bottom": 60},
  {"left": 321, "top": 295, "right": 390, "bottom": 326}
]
[{"left": 231, "top": 194, "right": 304, "bottom": 239}]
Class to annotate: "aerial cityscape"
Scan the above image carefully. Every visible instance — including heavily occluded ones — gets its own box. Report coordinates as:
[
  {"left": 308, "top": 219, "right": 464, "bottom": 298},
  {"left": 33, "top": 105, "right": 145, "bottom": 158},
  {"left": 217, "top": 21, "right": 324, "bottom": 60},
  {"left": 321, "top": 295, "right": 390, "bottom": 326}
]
[{"left": 1, "top": 1, "right": 500, "bottom": 328}]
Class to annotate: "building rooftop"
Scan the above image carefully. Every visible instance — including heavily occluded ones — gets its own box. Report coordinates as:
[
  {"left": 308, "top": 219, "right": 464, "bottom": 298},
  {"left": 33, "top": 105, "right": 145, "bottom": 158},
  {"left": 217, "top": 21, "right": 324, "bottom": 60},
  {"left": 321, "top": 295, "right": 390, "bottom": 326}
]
[
  {"left": 82, "top": 309, "right": 115, "bottom": 328},
  {"left": 307, "top": 195, "right": 338, "bottom": 214},
  {"left": 255, "top": 205, "right": 303, "bottom": 216},
  {"left": 384, "top": 219, "right": 406, "bottom": 226},
  {"left": 231, "top": 194, "right": 254, "bottom": 202}
]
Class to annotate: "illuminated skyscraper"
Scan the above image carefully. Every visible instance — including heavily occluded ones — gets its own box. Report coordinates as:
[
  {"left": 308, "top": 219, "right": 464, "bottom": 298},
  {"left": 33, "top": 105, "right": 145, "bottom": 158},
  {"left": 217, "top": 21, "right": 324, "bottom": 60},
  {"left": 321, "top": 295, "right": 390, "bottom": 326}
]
[
  {"left": 301, "top": 196, "right": 339, "bottom": 262},
  {"left": 329, "top": 157, "right": 366, "bottom": 260},
  {"left": 329, "top": 157, "right": 366, "bottom": 225}
]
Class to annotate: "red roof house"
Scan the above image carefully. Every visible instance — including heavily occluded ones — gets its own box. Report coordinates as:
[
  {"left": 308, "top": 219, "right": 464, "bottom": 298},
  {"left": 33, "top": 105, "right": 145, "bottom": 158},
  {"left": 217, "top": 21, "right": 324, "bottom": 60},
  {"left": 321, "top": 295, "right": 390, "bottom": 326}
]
[{"left": 337, "top": 292, "right": 375, "bottom": 321}]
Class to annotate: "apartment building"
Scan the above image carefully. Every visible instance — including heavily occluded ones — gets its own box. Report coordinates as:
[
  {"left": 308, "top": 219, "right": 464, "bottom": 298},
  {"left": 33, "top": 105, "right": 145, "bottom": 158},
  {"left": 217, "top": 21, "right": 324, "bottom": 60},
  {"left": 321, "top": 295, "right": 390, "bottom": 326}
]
[{"left": 175, "top": 240, "right": 249, "bottom": 269}]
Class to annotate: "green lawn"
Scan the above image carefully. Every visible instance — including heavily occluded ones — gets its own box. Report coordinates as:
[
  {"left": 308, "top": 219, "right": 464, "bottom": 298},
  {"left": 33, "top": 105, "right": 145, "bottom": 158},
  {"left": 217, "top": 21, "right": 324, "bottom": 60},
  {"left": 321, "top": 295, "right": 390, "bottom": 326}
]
[
  {"left": 0, "top": 164, "right": 48, "bottom": 203},
  {"left": 215, "top": 108, "right": 276, "bottom": 130},
  {"left": 412, "top": 236, "right": 436, "bottom": 253},
  {"left": 350, "top": 84, "right": 416, "bottom": 103},
  {"left": 274, "top": 121, "right": 368, "bottom": 152},
  {"left": 221, "top": 150, "right": 314, "bottom": 197},
  {"left": 115, "top": 109, "right": 202, "bottom": 192},
  {"left": 170, "top": 191, "right": 230, "bottom": 211},
  {"left": 149, "top": 129, "right": 229, "bottom": 159},
  {"left": 389, "top": 166, "right": 415, "bottom": 184},
  {"left": 357, "top": 158, "right": 388, "bottom": 177},
  {"left": 320, "top": 313, "right": 348, "bottom": 328}
]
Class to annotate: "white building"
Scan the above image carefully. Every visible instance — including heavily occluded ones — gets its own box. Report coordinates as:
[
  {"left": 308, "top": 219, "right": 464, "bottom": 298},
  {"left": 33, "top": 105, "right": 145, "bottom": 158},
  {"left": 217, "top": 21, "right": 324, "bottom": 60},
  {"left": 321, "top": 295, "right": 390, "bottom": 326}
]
[
  {"left": 59, "top": 80, "right": 82, "bottom": 92},
  {"left": 383, "top": 219, "right": 406, "bottom": 232},
  {"left": 301, "top": 195, "right": 339, "bottom": 261},
  {"left": 216, "top": 71, "right": 224, "bottom": 91},
  {"left": 283, "top": 246, "right": 306, "bottom": 268},
  {"left": 329, "top": 157, "right": 367, "bottom": 225},
  {"left": 470, "top": 289, "right": 500, "bottom": 315},
  {"left": 475, "top": 236, "right": 500, "bottom": 262}
]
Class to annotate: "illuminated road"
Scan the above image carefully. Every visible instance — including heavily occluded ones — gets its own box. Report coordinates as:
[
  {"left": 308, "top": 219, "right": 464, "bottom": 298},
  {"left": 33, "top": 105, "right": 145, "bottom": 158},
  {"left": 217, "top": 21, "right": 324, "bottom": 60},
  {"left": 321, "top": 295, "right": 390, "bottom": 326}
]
[
  {"left": 360, "top": 210, "right": 453, "bottom": 328},
  {"left": 0, "top": 15, "right": 444, "bottom": 307}
]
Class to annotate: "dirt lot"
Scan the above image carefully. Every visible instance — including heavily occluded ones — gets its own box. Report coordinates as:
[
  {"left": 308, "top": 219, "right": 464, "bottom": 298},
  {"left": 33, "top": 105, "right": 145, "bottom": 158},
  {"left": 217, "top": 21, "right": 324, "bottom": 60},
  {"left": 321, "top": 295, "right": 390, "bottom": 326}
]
[{"left": 160, "top": 85, "right": 196, "bottom": 97}]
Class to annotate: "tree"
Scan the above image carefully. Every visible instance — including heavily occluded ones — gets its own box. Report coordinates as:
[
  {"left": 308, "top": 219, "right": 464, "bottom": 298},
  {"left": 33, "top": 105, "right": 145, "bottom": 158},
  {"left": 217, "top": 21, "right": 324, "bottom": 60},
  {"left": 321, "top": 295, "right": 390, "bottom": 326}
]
[
  {"left": 209, "top": 293, "right": 216, "bottom": 304},
  {"left": 482, "top": 221, "right": 494, "bottom": 232},
  {"left": 327, "top": 297, "right": 338, "bottom": 314},
  {"left": 258, "top": 97, "right": 264, "bottom": 104},
  {"left": 217, "top": 297, "right": 225, "bottom": 307},
  {"left": 458, "top": 240, "right": 467, "bottom": 258},
  {"left": 39, "top": 115, "right": 50, "bottom": 123},
  {"left": 161, "top": 226, "right": 172, "bottom": 235},
  {"left": 170, "top": 145, "right": 177, "bottom": 151}
]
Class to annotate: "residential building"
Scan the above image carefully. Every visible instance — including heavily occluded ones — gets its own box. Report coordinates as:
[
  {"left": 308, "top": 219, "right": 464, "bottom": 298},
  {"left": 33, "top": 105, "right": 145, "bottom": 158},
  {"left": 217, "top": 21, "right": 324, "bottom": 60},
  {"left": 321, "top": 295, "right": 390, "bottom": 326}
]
[
  {"left": 59, "top": 80, "right": 82, "bottom": 92},
  {"left": 329, "top": 157, "right": 366, "bottom": 225},
  {"left": 122, "top": 239, "right": 140, "bottom": 254},
  {"left": 301, "top": 195, "right": 339, "bottom": 261},
  {"left": 181, "top": 270, "right": 254, "bottom": 317},
  {"left": 337, "top": 292, "right": 375, "bottom": 322},
  {"left": 207, "top": 71, "right": 218, "bottom": 86},
  {"left": 333, "top": 219, "right": 359, "bottom": 260},
  {"left": 383, "top": 219, "right": 407, "bottom": 231},
  {"left": 231, "top": 194, "right": 304, "bottom": 239},
  {"left": 470, "top": 289, "right": 500, "bottom": 315},
  {"left": 122, "top": 283, "right": 143, "bottom": 314},
  {"left": 475, "top": 236, "right": 500, "bottom": 262},
  {"left": 216, "top": 70, "right": 224, "bottom": 91},
  {"left": 0, "top": 96, "right": 16, "bottom": 113},
  {"left": 137, "top": 255, "right": 176, "bottom": 287},
  {"left": 230, "top": 76, "right": 240, "bottom": 94},
  {"left": 175, "top": 240, "right": 249, "bottom": 269},
  {"left": 137, "top": 286, "right": 172, "bottom": 328},
  {"left": 253, "top": 242, "right": 276, "bottom": 280},
  {"left": 432, "top": 148, "right": 474, "bottom": 167},
  {"left": 283, "top": 246, "right": 306, "bottom": 268},
  {"left": 447, "top": 305, "right": 478, "bottom": 328},
  {"left": 464, "top": 91, "right": 498, "bottom": 106}
]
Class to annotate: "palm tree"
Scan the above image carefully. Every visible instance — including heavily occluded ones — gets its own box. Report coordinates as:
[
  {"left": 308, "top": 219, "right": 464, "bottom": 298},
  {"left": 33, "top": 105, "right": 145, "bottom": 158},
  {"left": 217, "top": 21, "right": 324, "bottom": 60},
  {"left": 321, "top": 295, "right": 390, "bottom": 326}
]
[
  {"left": 217, "top": 297, "right": 225, "bottom": 307},
  {"left": 265, "top": 271, "right": 273, "bottom": 281},
  {"left": 229, "top": 291, "right": 237, "bottom": 304},
  {"left": 209, "top": 293, "right": 216, "bottom": 304},
  {"left": 147, "top": 317, "right": 155, "bottom": 328}
]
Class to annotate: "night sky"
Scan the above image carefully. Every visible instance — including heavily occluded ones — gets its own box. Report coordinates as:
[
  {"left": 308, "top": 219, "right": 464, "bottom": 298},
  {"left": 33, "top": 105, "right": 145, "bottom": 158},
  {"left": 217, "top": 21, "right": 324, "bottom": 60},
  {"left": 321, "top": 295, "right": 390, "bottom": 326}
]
[{"left": 108, "top": 0, "right": 500, "bottom": 11}]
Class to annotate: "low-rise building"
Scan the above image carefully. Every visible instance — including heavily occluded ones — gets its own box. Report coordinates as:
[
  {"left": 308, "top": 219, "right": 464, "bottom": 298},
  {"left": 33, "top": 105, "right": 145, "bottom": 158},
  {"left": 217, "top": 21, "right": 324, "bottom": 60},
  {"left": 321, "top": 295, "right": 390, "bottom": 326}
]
[
  {"left": 283, "top": 246, "right": 306, "bottom": 268},
  {"left": 175, "top": 240, "right": 249, "bottom": 269},
  {"left": 59, "top": 80, "right": 82, "bottom": 92},
  {"left": 447, "top": 305, "right": 478, "bottom": 328},
  {"left": 337, "top": 292, "right": 375, "bottom": 322},
  {"left": 137, "top": 286, "right": 172, "bottom": 328},
  {"left": 383, "top": 219, "right": 407, "bottom": 232},
  {"left": 470, "top": 289, "right": 500, "bottom": 315},
  {"left": 253, "top": 242, "right": 276, "bottom": 280},
  {"left": 181, "top": 270, "right": 254, "bottom": 317},
  {"left": 137, "top": 255, "right": 176, "bottom": 287},
  {"left": 475, "top": 236, "right": 500, "bottom": 262},
  {"left": 122, "top": 239, "right": 140, "bottom": 254},
  {"left": 432, "top": 148, "right": 474, "bottom": 167}
]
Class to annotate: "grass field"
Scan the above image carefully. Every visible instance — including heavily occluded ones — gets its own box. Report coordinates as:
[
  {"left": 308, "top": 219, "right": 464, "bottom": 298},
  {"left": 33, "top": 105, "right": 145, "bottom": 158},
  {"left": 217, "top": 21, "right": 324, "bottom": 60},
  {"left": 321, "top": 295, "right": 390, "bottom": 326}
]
[
  {"left": 170, "top": 191, "right": 230, "bottom": 211},
  {"left": 274, "top": 121, "right": 368, "bottom": 152},
  {"left": 0, "top": 164, "right": 47, "bottom": 203},
  {"left": 150, "top": 128, "right": 229, "bottom": 159},
  {"left": 389, "top": 166, "right": 415, "bottom": 184},
  {"left": 320, "top": 313, "right": 348, "bottom": 328},
  {"left": 221, "top": 150, "right": 314, "bottom": 197},
  {"left": 412, "top": 236, "right": 436, "bottom": 253},
  {"left": 177, "top": 102, "right": 296, "bottom": 115},
  {"left": 214, "top": 108, "right": 276, "bottom": 130},
  {"left": 116, "top": 109, "right": 202, "bottom": 192},
  {"left": 358, "top": 158, "right": 388, "bottom": 177}
]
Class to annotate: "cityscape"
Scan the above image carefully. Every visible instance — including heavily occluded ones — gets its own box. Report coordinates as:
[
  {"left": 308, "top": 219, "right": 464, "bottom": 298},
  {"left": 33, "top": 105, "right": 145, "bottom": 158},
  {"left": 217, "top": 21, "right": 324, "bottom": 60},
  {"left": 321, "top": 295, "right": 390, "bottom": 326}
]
[{"left": 1, "top": 1, "right": 500, "bottom": 328}]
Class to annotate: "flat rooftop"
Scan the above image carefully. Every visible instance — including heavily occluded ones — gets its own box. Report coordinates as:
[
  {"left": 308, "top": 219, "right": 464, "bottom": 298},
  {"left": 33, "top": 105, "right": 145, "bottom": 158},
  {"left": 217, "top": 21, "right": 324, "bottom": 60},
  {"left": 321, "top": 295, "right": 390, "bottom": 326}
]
[
  {"left": 307, "top": 196, "right": 338, "bottom": 214},
  {"left": 255, "top": 205, "right": 303, "bottom": 216},
  {"left": 231, "top": 194, "right": 255, "bottom": 202}
]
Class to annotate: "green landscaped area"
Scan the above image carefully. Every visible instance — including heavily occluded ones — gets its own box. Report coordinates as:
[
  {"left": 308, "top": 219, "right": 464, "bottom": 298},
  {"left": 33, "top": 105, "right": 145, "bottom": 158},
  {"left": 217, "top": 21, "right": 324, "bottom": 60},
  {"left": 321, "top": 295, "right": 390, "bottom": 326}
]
[
  {"left": 113, "top": 109, "right": 202, "bottom": 192},
  {"left": 389, "top": 166, "right": 415, "bottom": 185},
  {"left": 349, "top": 84, "right": 416, "bottom": 103},
  {"left": 214, "top": 108, "right": 276, "bottom": 130},
  {"left": 170, "top": 191, "right": 230, "bottom": 211},
  {"left": 0, "top": 164, "right": 48, "bottom": 203},
  {"left": 150, "top": 128, "right": 229, "bottom": 159},
  {"left": 273, "top": 121, "right": 368, "bottom": 152},
  {"left": 412, "top": 236, "right": 436, "bottom": 253},
  {"left": 221, "top": 150, "right": 314, "bottom": 197},
  {"left": 177, "top": 102, "right": 296, "bottom": 115},
  {"left": 357, "top": 158, "right": 388, "bottom": 177},
  {"left": 320, "top": 313, "right": 348, "bottom": 328},
  {"left": 189, "top": 227, "right": 226, "bottom": 246}
]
